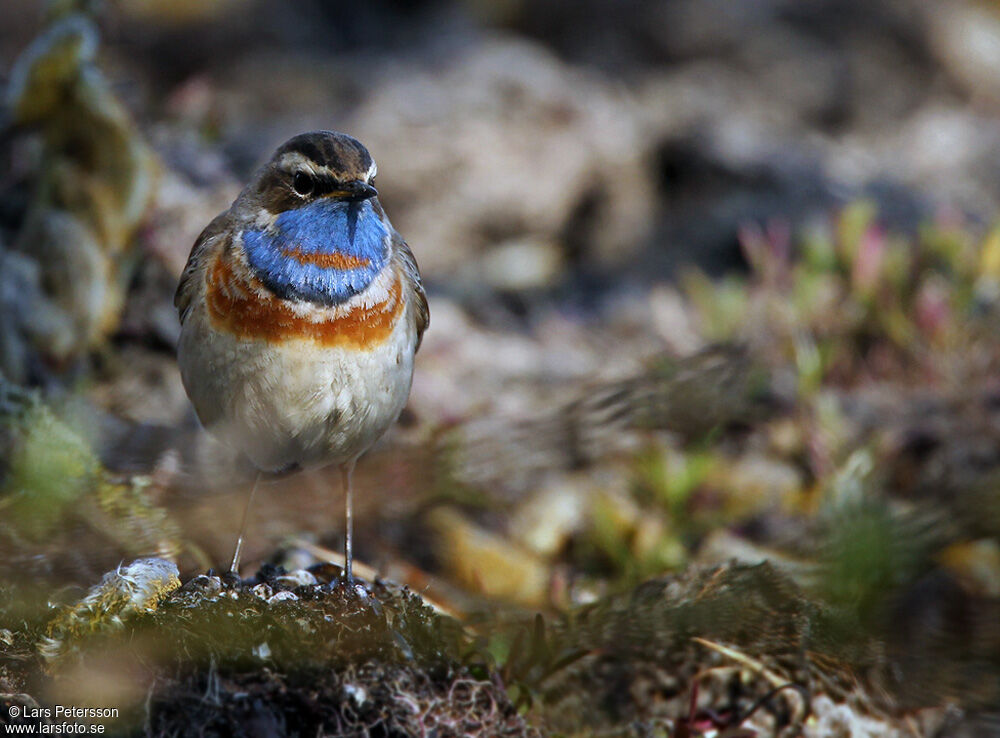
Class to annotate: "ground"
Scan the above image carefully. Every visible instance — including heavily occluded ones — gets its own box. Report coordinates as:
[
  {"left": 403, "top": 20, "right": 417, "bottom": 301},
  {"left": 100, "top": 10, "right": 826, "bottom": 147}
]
[{"left": 2, "top": 1, "right": 1000, "bottom": 736}]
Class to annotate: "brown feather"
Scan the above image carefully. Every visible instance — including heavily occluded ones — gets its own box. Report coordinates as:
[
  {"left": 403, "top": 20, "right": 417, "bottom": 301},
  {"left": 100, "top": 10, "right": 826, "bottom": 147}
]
[
  {"left": 174, "top": 212, "right": 231, "bottom": 325},
  {"left": 394, "top": 231, "right": 429, "bottom": 351}
]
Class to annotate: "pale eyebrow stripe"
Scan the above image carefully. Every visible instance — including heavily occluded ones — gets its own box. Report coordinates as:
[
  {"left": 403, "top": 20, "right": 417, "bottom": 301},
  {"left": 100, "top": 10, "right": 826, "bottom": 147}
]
[
  {"left": 278, "top": 153, "right": 375, "bottom": 181},
  {"left": 277, "top": 152, "right": 313, "bottom": 173}
]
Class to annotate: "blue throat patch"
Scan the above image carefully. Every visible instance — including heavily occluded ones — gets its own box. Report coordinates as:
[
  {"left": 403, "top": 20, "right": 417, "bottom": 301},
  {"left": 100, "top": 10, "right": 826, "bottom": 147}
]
[{"left": 242, "top": 198, "right": 389, "bottom": 305}]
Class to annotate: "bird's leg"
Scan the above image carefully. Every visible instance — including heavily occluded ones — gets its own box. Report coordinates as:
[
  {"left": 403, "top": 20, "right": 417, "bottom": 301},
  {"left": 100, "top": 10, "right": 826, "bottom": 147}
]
[
  {"left": 229, "top": 472, "right": 261, "bottom": 575},
  {"left": 341, "top": 460, "right": 356, "bottom": 583}
]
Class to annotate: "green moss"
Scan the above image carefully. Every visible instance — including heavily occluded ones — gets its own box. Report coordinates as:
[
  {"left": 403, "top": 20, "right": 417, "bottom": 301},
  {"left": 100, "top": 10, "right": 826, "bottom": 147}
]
[
  {"left": 41, "top": 566, "right": 537, "bottom": 737},
  {"left": 2, "top": 404, "right": 99, "bottom": 540}
]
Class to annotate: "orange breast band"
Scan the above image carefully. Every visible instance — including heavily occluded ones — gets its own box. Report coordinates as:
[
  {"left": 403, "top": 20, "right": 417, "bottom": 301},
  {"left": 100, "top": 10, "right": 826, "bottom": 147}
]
[
  {"left": 206, "top": 252, "right": 403, "bottom": 349},
  {"left": 280, "top": 246, "right": 371, "bottom": 270}
]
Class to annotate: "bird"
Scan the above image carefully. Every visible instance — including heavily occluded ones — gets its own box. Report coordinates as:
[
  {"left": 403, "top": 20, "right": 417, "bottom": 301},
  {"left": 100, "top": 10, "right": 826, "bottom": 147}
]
[{"left": 174, "top": 131, "right": 428, "bottom": 583}]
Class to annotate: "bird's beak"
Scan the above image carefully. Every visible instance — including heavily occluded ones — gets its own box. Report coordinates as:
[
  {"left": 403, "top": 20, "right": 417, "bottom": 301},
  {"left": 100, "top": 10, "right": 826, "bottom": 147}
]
[{"left": 331, "top": 180, "right": 378, "bottom": 201}]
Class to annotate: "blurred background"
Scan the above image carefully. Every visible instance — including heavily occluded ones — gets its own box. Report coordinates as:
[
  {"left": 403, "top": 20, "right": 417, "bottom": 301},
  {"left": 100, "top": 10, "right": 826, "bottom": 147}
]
[{"left": 3, "top": 0, "right": 1000, "bottom": 734}]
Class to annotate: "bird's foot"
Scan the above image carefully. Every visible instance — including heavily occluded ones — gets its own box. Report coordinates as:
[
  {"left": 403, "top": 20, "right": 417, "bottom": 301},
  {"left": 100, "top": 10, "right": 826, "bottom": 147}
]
[
  {"left": 220, "top": 568, "right": 243, "bottom": 590},
  {"left": 327, "top": 572, "right": 373, "bottom": 600}
]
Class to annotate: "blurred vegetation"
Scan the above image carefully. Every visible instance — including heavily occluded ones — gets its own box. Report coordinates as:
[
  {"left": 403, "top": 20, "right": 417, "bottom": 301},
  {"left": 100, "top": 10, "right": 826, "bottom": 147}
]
[
  {"left": 4, "top": 7, "right": 157, "bottom": 379},
  {"left": 2, "top": 0, "right": 1000, "bottom": 735}
]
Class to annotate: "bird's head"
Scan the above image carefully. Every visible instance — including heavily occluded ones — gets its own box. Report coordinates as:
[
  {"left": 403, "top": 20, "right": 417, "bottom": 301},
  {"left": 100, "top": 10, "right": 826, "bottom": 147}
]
[
  {"left": 246, "top": 130, "right": 380, "bottom": 216},
  {"left": 236, "top": 131, "right": 391, "bottom": 306}
]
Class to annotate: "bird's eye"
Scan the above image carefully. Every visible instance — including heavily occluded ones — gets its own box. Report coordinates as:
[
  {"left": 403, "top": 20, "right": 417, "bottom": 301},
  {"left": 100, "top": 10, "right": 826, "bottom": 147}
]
[{"left": 292, "top": 171, "right": 315, "bottom": 197}]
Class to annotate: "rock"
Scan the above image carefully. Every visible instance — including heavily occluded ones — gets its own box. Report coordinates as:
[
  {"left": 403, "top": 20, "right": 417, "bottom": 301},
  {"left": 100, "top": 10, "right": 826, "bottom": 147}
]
[
  {"left": 346, "top": 37, "right": 657, "bottom": 282},
  {"left": 0, "top": 248, "right": 76, "bottom": 384},
  {"left": 274, "top": 569, "right": 318, "bottom": 589},
  {"left": 926, "top": 1, "right": 1000, "bottom": 106}
]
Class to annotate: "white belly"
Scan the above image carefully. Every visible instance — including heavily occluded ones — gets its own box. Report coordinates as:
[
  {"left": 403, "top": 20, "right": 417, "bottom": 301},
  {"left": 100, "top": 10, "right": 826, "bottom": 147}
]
[{"left": 178, "top": 302, "right": 417, "bottom": 473}]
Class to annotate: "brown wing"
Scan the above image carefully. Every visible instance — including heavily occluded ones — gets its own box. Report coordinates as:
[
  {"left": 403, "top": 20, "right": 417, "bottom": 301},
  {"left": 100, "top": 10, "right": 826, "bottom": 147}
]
[
  {"left": 394, "top": 232, "right": 429, "bottom": 351},
  {"left": 174, "top": 212, "right": 231, "bottom": 325}
]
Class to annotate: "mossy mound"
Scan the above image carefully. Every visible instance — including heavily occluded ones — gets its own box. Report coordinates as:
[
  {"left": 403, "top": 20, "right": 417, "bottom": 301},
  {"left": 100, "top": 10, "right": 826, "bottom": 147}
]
[{"left": 35, "top": 562, "right": 536, "bottom": 738}]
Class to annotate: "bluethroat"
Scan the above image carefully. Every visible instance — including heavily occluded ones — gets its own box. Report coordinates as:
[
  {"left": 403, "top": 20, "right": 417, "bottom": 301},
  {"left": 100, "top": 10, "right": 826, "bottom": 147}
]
[{"left": 175, "top": 131, "right": 428, "bottom": 581}]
